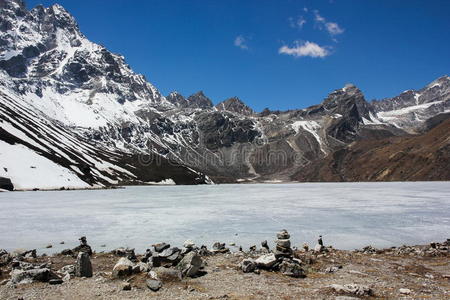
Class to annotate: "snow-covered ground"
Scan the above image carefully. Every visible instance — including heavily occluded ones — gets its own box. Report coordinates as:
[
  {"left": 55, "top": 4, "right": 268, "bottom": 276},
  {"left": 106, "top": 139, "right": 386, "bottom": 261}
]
[
  {"left": 0, "top": 140, "right": 90, "bottom": 190},
  {"left": 0, "top": 182, "right": 448, "bottom": 253}
]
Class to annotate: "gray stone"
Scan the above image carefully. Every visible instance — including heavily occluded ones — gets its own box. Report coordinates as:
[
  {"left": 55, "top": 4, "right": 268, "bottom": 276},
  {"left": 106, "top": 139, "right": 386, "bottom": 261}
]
[
  {"left": 177, "top": 251, "right": 202, "bottom": 278},
  {"left": 149, "top": 267, "right": 182, "bottom": 281},
  {"left": 153, "top": 243, "right": 170, "bottom": 253},
  {"left": 277, "top": 229, "right": 290, "bottom": 240},
  {"left": 112, "top": 257, "right": 133, "bottom": 278},
  {"left": 239, "top": 259, "right": 256, "bottom": 273},
  {"left": 75, "top": 252, "right": 93, "bottom": 277},
  {"left": 146, "top": 279, "right": 162, "bottom": 292},
  {"left": 255, "top": 253, "right": 277, "bottom": 268},
  {"left": 132, "top": 262, "right": 149, "bottom": 274},
  {"left": 330, "top": 284, "right": 372, "bottom": 296},
  {"left": 10, "top": 268, "right": 55, "bottom": 284},
  {"left": 399, "top": 288, "right": 411, "bottom": 295},
  {"left": 279, "top": 260, "right": 305, "bottom": 278}
]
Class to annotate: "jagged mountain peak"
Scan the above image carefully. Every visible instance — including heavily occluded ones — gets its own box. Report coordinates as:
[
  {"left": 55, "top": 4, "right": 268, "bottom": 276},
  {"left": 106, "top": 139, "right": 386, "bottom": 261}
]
[
  {"left": 216, "top": 96, "right": 254, "bottom": 115},
  {"left": 186, "top": 91, "right": 213, "bottom": 108}
]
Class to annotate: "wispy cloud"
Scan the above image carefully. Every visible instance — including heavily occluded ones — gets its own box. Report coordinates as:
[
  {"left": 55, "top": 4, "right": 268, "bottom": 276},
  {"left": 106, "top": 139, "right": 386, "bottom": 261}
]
[
  {"left": 279, "top": 41, "right": 330, "bottom": 58},
  {"left": 234, "top": 35, "right": 249, "bottom": 50},
  {"left": 314, "top": 10, "right": 344, "bottom": 36},
  {"left": 288, "top": 16, "right": 306, "bottom": 29}
]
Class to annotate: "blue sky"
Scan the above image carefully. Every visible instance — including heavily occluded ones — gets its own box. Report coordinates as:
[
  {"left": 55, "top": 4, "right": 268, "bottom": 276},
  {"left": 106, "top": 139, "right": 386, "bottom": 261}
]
[{"left": 27, "top": 0, "right": 450, "bottom": 112}]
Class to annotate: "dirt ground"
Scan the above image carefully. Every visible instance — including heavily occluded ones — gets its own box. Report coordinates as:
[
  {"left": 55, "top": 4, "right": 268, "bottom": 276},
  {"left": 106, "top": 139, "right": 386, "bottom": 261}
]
[{"left": 0, "top": 245, "right": 449, "bottom": 300}]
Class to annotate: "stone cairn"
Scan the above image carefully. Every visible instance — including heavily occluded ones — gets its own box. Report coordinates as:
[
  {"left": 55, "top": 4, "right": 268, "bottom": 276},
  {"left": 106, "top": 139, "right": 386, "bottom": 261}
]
[
  {"left": 274, "top": 229, "right": 293, "bottom": 258},
  {"left": 239, "top": 229, "right": 305, "bottom": 278}
]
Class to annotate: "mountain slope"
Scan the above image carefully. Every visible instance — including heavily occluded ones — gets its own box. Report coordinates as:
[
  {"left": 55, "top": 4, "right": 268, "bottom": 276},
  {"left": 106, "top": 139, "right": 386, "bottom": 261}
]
[
  {"left": 293, "top": 118, "right": 450, "bottom": 182},
  {"left": 0, "top": 0, "right": 449, "bottom": 189}
]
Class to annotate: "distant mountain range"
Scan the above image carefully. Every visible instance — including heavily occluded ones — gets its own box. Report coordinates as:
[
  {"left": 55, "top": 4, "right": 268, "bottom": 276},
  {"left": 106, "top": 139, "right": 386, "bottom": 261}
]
[{"left": 0, "top": 0, "right": 449, "bottom": 190}]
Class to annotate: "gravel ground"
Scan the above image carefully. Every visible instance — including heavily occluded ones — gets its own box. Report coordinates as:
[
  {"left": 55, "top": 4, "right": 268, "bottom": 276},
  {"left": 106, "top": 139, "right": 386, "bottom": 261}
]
[{"left": 0, "top": 245, "right": 449, "bottom": 299}]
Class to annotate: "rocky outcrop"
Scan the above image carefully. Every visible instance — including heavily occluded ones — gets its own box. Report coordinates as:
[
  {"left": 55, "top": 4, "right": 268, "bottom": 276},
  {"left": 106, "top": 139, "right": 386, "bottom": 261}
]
[{"left": 0, "top": 177, "right": 13, "bottom": 190}]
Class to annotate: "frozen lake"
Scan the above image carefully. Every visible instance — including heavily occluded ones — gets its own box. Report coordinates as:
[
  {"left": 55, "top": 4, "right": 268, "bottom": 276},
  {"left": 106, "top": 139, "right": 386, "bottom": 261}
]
[{"left": 1, "top": 182, "right": 449, "bottom": 254}]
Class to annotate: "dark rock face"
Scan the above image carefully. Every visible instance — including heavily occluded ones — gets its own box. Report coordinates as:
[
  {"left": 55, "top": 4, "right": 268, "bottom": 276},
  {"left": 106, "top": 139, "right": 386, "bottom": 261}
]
[
  {"left": 0, "top": 177, "right": 13, "bottom": 191},
  {"left": 186, "top": 91, "right": 213, "bottom": 108},
  {"left": 215, "top": 97, "right": 254, "bottom": 116}
]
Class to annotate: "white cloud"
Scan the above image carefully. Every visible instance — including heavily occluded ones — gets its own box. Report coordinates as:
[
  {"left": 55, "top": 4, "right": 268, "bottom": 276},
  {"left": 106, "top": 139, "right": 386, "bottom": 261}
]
[
  {"left": 234, "top": 35, "right": 248, "bottom": 50},
  {"left": 325, "top": 22, "right": 344, "bottom": 35},
  {"left": 314, "top": 10, "right": 344, "bottom": 36},
  {"left": 278, "top": 41, "right": 330, "bottom": 58},
  {"left": 289, "top": 16, "right": 306, "bottom": 29}
]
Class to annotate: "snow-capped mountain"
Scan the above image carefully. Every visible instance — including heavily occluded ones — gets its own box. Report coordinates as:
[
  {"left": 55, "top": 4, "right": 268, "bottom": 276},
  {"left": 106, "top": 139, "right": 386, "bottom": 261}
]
[{"left": 0, "top": 0, "right": 449, "bottom": 190}]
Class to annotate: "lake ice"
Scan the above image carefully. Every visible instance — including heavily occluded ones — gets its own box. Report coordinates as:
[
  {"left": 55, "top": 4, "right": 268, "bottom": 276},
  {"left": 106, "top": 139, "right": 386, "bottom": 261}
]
[{"left": 0, "top": 182, "right": 449, "bottom": 254}]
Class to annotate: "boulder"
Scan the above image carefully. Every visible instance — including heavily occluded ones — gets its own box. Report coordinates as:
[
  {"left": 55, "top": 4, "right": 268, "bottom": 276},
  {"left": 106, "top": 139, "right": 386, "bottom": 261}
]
[
  {"left": 176, "top": 251, "right": 202, "bottom": 278},
  {"left": 58, "top": 264, "right": 75, "bottom": 275},
  {"left": 112, "top": 257, "right": 133, "bottom": 278},
  {"left": 60, "top": 249, "right": 74, "bottom": 256},
  {"left": 112, "top": 247, "right": 136, "bottom": 261},
  {"left": 149, "top": 267, "right": 182, "bottom": 281},
  {"left": 255, "top": 253, "right": 277, "bottom": 268},
  {"left": 75, "top": 252, "right": 93, "bottom": 277},
  {"left": 146, "top": 279, "right": 162, "bottom": 292},
  {"left": 212, "top": 242, "right": 229, "bottom": 253},
  {"left": 279, "top": 260, "right": 305, "bottom": 278},
  {"left": 153, "top": 243, "right": 170, "bottom": 253},
  {"left": 239, "top": 259, "right": 256, "bottom": 273},
  {"left": 10, "top": 268, "right": 56, "bottom": 284},
  {"left": 330, "top": 284, "right": 372, "bottom": 296},
  {"left": 132, "top": 262, "right": 149, "bottom": 274},
  {"left": 183, "top": 240, "right": 195, "bottom": 248}
]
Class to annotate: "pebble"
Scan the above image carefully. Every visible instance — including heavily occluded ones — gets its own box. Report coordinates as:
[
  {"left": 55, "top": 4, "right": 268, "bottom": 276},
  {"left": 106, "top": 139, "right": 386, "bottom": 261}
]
[{"left": 399, "top": 288, "right": 411, "bottom": 295}]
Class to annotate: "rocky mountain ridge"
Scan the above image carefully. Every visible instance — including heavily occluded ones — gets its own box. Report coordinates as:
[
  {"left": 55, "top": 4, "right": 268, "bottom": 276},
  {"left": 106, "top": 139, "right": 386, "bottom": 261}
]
[{"left": 0, "top": 0, "right": 449, "bottom": 189}]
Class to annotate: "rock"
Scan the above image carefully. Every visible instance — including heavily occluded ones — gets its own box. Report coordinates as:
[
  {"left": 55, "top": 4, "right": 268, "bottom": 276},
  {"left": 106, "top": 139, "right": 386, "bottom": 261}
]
[
  {"left": 141, "top": 249, "right": 153, "bottom": 263},
  {"left": 60, "top": 249, "right": 73, "bottom": 256},
  {"left": 279, "top": 259, "right": 305, "bottom": 278},
  {"left": 112, "top": 247, "right": 136, "bottom": 261},
  {"left": 249, "top": 245, "right": 256, "bottom": 252},
  {"left": 330, "top": 284, "right": 372, "bottom": 296},
  {"left": 60, "top": 241, "right": 65, "bottom": 244},
  {"left": 10, "top": 268, "right": 55, "bottom": 284},
  {"left": 183, "top": 240, "right": 195, "bottom": 248},
  {"left": 314, "top": 244, "right": 324, "bottom": 252},
  {"left": 59, "top": 264, "right": 75, "bottom": 275},
  {"left": 198, "top": 245, "right": 211, "bottom": 256},
  {"left": 62, "top": 273, "right": 71, "bottom": 282},
  {"left": 0, "top": 177, "right": 14, "bottom": 191},
  {"left": 49, "top": 278, "right": 63, "bottom": 285},
  {"left": 255, "top": 253, "right": 277, "bottom": 268},
  {"left": 149, "top": 267, "right": 182, "bottom": 281},
  {"left": 212, "top": 242, "right": 229, "bottom": 253},
  {"left": 325, "top": 265, "right": 343, "bottom": 273},
  {"left": 122, "top": 282, "right": 132, "bottom": 291},
  {"left": 75, "top": 252, "right": 93, "bottom": 277},
  {"left": 177, "top": 251, "right": 203, "bottom": 278},
  {"left": 72, "top": 236, "right": 92, "bottom": 256},
  {"left": 239, "top": 258, "right": 256, "bottom": 273},
  {"left": 399, "top": 288, "right": 411, "bottom": 295},
  {"left": 261, "top": 240, "right": 269, "bottom": 251},
  {"left": 45, "top": 244, "right": 52, "bottom": 249},
  {"left": 11, "top": 249, "right": 36, "bottom": 259},
  {"left": 132, "top": 262, "right": 149, "bottom": 274},
  {"left": 153, "top": 243, "right": 170, "bottom": 253},
  {"left": 112, "top": 257, "right": 133, "bottom": 278},
  {"left": 146, "top": 279, "right": 162, "bottom": 292},
  {"left": 277, "top": 229, "right": 290, "bottom": 240}
]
